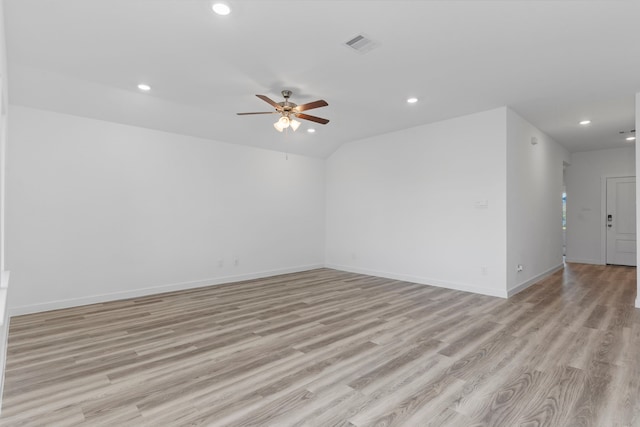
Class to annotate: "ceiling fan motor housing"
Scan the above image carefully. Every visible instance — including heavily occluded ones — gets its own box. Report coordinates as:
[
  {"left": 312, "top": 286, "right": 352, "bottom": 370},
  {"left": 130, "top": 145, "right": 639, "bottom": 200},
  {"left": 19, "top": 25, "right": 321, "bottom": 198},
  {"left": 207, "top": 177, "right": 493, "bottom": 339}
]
[{"left": 280, "top": 90, "right": 295, "bottom": 110}]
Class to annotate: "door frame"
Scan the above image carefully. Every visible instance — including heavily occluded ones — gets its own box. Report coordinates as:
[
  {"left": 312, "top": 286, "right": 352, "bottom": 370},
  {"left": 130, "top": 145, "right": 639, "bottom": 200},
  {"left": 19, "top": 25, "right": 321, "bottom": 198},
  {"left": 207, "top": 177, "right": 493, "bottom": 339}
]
[{"left": 600, "top": 175, "right": 636, "bottom": 264}]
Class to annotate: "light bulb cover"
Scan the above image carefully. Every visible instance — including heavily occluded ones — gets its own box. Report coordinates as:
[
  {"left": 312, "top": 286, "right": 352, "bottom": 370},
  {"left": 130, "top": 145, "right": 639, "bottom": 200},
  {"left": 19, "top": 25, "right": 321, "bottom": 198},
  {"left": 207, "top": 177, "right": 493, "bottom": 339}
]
[
  {"left": 290, "top": 119, "right": 301, "bottom": 131},
  {"left": 278, "top": 116, "right": 291, "bottom": 128},
  {"left": 274, "top": 122, "right": 284, "bottom": 132}
]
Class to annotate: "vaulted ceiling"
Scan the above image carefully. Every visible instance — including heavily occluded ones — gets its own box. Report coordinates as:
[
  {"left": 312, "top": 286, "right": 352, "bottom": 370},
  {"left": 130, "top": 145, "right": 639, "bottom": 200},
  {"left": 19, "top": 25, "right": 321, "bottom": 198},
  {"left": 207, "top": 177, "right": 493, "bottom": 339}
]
[{"left": 4, "top": 0, "right": 640, "bottom": 158}]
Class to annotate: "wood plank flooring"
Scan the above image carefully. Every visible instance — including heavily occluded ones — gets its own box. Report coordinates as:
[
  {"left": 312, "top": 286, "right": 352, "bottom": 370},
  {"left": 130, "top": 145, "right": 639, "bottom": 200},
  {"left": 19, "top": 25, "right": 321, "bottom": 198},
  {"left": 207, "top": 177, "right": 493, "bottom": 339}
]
[{"left": 0, "top": 263, "right": 638, "bottom": 426}]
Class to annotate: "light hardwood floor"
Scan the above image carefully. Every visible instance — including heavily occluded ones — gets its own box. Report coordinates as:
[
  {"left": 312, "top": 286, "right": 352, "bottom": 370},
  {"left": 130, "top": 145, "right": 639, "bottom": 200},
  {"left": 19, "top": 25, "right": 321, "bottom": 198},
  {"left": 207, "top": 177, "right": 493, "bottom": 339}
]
[{"left": 0, "top": 263, "right": 638, "bottom": 426}]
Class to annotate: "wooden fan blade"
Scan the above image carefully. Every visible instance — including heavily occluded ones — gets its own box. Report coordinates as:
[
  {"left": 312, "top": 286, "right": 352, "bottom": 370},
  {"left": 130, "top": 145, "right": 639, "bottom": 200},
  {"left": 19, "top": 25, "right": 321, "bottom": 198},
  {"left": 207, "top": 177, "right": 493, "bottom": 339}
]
[
  {"left": 237, "top": 112, "right": 278, "bottom": 115},
  {"left": 295, "top": 113, "right": 330, "bottom": 125},
  {"left": 256, "top": 95, "right": 282, "bottom": 110},
  {"left": 295, "top": 100, "right": 328, "bottom": 112}
]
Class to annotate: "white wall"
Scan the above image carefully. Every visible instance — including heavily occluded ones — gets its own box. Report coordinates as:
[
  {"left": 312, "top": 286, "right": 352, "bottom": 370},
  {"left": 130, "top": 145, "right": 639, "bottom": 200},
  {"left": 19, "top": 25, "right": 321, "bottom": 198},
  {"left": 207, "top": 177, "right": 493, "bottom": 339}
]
[
  {"left": 0, "top": 0, "right": 9, "bottom": 410},
  {"left": 565, "top": 146, "right": 635, "bottom": 265},
  {"left": 506, "top": 109, "right": 569, "bottom": 294},
  {"left": 6, "top": 106, "right": 325, "bottom": 314},
  {"left": 636, "top": 92, "right": 639, "bottom": 308},
  {"left": 326, "top": 108, "right": 508, "bottom": 297}
]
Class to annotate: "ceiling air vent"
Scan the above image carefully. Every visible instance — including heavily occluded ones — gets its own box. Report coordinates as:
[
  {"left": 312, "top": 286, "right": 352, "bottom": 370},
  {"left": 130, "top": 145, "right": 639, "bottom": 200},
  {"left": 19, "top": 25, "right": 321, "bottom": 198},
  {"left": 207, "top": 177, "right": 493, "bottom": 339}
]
[{"left": 344, "top": 34, "right": 377, "bottom": 54}]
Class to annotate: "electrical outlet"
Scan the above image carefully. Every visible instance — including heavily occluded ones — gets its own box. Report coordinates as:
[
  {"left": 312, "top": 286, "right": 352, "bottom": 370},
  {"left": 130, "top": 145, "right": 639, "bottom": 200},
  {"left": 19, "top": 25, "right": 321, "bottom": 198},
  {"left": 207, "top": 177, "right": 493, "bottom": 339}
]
[{"left": 516, "top": 264, "right": 524, "bottom": 272}]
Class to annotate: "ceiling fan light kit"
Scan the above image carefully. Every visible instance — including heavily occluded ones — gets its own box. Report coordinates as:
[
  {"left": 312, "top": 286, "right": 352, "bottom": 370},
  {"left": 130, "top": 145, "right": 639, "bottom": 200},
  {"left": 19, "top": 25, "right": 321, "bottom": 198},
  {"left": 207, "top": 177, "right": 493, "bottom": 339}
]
[
  {"left": 273, "top": 116, "right": 301, "bottom": 132},
  {"left": 238, "top": 90, "right": 329, "bottom": 133},
  {"left": 274, "top": 116, "right": 289, "bottom": 132}
]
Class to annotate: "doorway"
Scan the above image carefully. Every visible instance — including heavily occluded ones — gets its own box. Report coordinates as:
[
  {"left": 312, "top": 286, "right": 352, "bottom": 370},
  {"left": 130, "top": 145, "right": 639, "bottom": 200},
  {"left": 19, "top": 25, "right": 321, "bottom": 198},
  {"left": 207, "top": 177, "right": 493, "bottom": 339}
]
[{"left": 605, "top": 176, "right": 636, "bottom": 266}]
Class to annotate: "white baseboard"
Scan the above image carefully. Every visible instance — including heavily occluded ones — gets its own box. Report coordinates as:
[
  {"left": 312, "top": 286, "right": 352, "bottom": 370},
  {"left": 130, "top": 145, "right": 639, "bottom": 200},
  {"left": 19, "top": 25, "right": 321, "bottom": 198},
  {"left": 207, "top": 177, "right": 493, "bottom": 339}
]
[
  {"left": 507, "top": 263, "right": 564, "bottom": 297},
  {"left": 0, "top": 271, "right": 9, "bottom": 289},
  {"left": 0, "top": 271, "right": 9, "bottom": 324},
  {"left": 8, "top": 264, "right": 324, "bottom": 316},
  {"left": 564, "top": 258, "right": 603, "bottom": 265},
  {"left": 636, "top": 297, "right": 640, "bottom": 309},
  {"left": 324, "top": 264, "right": 508, "bottom": 298}
]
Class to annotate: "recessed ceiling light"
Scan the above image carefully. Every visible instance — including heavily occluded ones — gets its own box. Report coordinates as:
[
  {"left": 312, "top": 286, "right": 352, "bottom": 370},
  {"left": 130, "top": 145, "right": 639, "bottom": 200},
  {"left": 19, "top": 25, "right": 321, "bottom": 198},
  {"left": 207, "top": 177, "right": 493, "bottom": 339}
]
[
  {"left": 626, "top": 136, "right": 636, "bottom": 141},
  {"left": 137, "top": 84, "right": 151, "bottom": 91},
  {"left": 212, "top": 3, "right": 231, "bottom": 15},
  {"left": 579, "top": 120, "right": 591, "bottom": 125},
  {"left": 407, "top": 97, "right": 418, "bottom": 104},
  {"left": 307, "top": 129, "right": 316, "bottom": 133}
]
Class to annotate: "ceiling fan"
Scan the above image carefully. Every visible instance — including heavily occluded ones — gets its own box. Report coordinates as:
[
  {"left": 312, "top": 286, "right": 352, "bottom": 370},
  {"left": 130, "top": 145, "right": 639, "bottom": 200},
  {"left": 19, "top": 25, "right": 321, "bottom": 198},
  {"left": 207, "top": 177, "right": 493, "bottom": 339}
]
[{"left": 237, "top": 90, "right": 329, "bottom": 132}]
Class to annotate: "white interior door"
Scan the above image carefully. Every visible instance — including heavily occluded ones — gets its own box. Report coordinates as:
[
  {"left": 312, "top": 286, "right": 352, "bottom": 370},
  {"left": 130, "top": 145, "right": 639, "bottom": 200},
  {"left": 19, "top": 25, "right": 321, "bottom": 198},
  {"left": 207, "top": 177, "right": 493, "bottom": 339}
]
[{"left": 606, "top": 177, "right": 636, "bottom": 266}]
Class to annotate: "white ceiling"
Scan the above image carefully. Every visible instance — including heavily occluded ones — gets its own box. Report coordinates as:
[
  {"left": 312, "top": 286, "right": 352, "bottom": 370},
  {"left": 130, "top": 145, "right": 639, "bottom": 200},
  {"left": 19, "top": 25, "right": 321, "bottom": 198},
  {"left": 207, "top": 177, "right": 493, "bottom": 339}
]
[{"left": 4, "top": 0, "right": 640, "bottom": 158}]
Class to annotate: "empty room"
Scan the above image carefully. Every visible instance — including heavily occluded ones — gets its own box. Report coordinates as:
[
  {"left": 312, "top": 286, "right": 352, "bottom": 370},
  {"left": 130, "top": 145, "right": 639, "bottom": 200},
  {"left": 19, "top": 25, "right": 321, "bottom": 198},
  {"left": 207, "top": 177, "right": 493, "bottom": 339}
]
[{"left": 0, "top": 1, "right": 638, "bottom": 426}]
